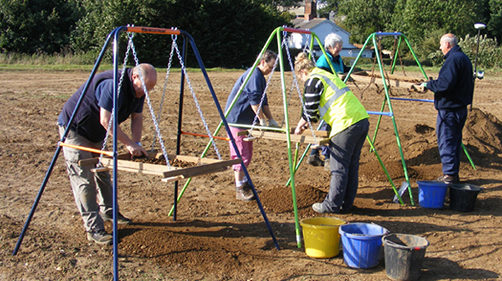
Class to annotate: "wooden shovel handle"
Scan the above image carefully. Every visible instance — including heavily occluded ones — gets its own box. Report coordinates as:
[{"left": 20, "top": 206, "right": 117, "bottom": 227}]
[{"left": 59, "top": 142, "right": 113, "bottom": 157}]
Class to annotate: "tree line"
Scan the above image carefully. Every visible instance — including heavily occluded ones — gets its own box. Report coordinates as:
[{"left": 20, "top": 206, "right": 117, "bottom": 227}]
[
  {"left": 1, "top": 0, "right": 501, "bottom": 68},
  {"left": 320, "top": 0, "right": 502, "bottom": 68},
  {"left": 0, "top": 0, "right": 293, "bottom": 68}
]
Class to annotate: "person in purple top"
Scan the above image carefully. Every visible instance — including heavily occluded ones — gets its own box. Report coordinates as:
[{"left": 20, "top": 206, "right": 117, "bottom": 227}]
[
  {"left": 225, "top": 50, "right": 280, "bottom": 201},
  {"left": 423, "top": 33, "right": 474, "bottom": 184},
  {"left": 58, "top": 63, "right": 157, "bottom": 245}
]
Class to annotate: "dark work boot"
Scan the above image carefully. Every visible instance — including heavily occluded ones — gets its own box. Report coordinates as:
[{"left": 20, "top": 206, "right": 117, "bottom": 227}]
[
  {"left": 100, "top": 211, "right": 132, "bottom": 225},
  {"left": 437, "top": 174, "right": 459, "bottom": 184},
  {"left": 307, "top": 154, "right": 323, "bottom": 166},
  {"left": 87, "top": 230, "right": 112, "bottom": 245},
  {"left": 324, "top": 158, "right": 330, "bottom": 171}
]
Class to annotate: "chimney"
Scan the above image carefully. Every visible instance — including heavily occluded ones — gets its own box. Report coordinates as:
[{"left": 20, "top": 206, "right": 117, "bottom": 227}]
[{"left": 304, "top": 0, "right": 316, "bottom": 21}]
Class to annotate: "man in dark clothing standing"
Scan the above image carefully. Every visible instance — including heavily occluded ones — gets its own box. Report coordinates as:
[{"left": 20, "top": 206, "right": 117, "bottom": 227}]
[{"left": 423, "top": 33, "right": 474, "bottom": 184}]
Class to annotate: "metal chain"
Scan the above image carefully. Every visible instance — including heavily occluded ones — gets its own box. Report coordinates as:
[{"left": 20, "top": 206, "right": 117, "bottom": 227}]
[
  {"left": 150, "top": 30, "right": 177, "bottom": 152},
  {"left": 395, "top": 36, "right": 406, "bottom": 76},
  {"left": 283, "top": 77, "right": 296, "bottom": 128},
  {"left": 360, "top": 46, "right": 378, "bottom": 99},
  {"left": 378, "top": 38, "right": 392, "bottom": 92},
  {"left": 283, "top": 34, "right": 297, "bottom": 128},
  {"left": 248, "top": 55, "right": 279, "bottom": 136},
  {"left": 284, "top": 34, "right": 317, "bottom": 143},
  {"left": 303, "top": 32, "right": 312, "bottom": 58},
  {"left": 172, "top": 38, "right": 222, "bottom": 159},
  {"left": 130, "top": 37, "right": 172, "bottom": 169},
  {"left": 98, "top": 31, "right": 134, "bottom": 166}
]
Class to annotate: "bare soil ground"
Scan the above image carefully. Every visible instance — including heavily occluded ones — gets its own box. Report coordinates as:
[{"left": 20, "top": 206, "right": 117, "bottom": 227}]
[{"left": 1, "top": 68, "right": 502, "bottom": 280}]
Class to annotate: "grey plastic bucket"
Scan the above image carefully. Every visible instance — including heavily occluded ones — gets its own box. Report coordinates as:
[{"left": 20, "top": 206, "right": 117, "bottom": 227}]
[{"left": 383, "top": 233, "right": 429, "bottom": 281}]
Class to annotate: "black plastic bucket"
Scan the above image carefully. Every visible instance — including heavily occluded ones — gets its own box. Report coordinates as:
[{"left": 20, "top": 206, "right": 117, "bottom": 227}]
[
  {"left": 383, "top": 233, "right": 429, "bottom": 281},
  {"left": 449, "top": 184, "right": 482, "bottom": 212}
]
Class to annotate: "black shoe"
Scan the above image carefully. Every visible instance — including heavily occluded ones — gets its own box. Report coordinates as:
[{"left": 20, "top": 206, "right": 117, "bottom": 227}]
[
  {"left": 437, "top": 174, "right": 459, "bottom": 184},
  {"left": 307, "top": 155, "right": 323, "bottom": 166},
  {"left": 340, "top": 206, "right": 359, "bottom": 214},
  {"left": 100, "top": 211, "right": 132, "bottom": 225}
]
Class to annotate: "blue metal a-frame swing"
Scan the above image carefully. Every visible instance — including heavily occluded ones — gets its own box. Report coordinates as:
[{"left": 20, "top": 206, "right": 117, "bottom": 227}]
[{"left": 13, "top": 25, "right": 279, "bottom": 281}]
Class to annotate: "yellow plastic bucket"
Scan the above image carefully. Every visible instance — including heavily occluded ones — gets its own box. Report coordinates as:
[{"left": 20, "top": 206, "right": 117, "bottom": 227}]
[{"left": 300, "top": 217, "right": 346, "bottom": 258}]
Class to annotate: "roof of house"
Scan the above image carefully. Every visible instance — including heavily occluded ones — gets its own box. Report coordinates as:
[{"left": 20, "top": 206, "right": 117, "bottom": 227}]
[
  {"left": 291, "top": 18, "right": 350, "bottom": 36},
  {"left": 291, "top": 18, "right": 323, "bottom": 29}
]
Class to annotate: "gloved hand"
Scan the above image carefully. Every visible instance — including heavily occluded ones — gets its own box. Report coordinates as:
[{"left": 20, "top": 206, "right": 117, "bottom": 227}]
[
  {"left": 268, "top": 119, "right": 280, "bottom": 128},
  {"left": 259, "top": 119, "right": 267, "bottom": 126},
  {"left": 409, "top": 82, "right": 427, "bottom": 92}
]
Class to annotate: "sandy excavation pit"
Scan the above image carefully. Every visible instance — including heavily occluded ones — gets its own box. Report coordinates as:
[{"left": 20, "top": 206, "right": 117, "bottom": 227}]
[{"left": 1, "top": 69, "right": 502, "bottom": 280}]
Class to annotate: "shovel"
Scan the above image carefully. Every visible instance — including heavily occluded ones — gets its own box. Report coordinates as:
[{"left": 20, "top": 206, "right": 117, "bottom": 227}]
[{"left": 393, "top": 182, "right": 409, "bottom": 203}]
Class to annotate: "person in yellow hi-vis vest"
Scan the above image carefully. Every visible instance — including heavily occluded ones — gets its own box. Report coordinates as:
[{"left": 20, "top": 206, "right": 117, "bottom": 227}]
[{"left": 293, "top": 52, "right": 369, "bottom": 214}]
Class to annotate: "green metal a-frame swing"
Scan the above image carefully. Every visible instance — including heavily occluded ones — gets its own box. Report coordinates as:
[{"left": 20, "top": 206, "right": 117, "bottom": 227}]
[
  {"left": 343, "top": 32, "right": 477, "bottom": 206},
  {"left": 171, "top": 26, "right": 406, "bottom": 249},
  {"left": 169, "top": 28, "right": 468, "bottom": 249}
]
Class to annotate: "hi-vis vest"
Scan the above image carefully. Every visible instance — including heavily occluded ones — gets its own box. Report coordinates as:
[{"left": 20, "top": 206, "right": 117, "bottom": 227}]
[{"left": 309, "top": 68, "right": 369, "bottom": 138}]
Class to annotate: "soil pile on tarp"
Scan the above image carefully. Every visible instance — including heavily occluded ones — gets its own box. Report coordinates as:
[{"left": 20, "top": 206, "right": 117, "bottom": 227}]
[
  {"left": 464, "top": 108, "right": 502, "bottom": 155},
  {"left": 358, "top": 107, "right": 502, "bottom": 180}
]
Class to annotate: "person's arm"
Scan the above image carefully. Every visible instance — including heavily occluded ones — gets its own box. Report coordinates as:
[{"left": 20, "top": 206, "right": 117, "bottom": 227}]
[
  {"left": 302, "top": 78, "right": 322, "bottom": 123},
  {"left": 427, "top": 59, "right": 458, "bottom": 93},
  {"left": 100, "top": 108, "right": 147, "bottom": 157},
  {"left": 248, "top": 70, "right": 271, "bottom": 126},
  {"left": 261, "top": 105, "right": 280, "bottom": 128},
  {"left": 262, "top": 105, "right": 273, "bottom": 120},
  {"left": 130, "top": 112, "right": 143, "bottom": 143},
  {"left": 294, "top": 77, "right": 323, "bottom": 134},
  {"left": 294, "top": 117, "right": 309, "bottom": 135},
  {"left": 251, "top": 104, "right": 280, "bottom": 127},
  {"left": 250, "top": 104, "right": 267, "bottom": 125}
]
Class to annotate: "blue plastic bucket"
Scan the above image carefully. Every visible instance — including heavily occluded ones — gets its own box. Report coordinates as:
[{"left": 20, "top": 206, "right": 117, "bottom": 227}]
[
  {"left": 417, "top": 181, "right": 448, "bottom": 209},
  {"left": 339, "top": 223, "right": 390, "bottom": 269}
]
